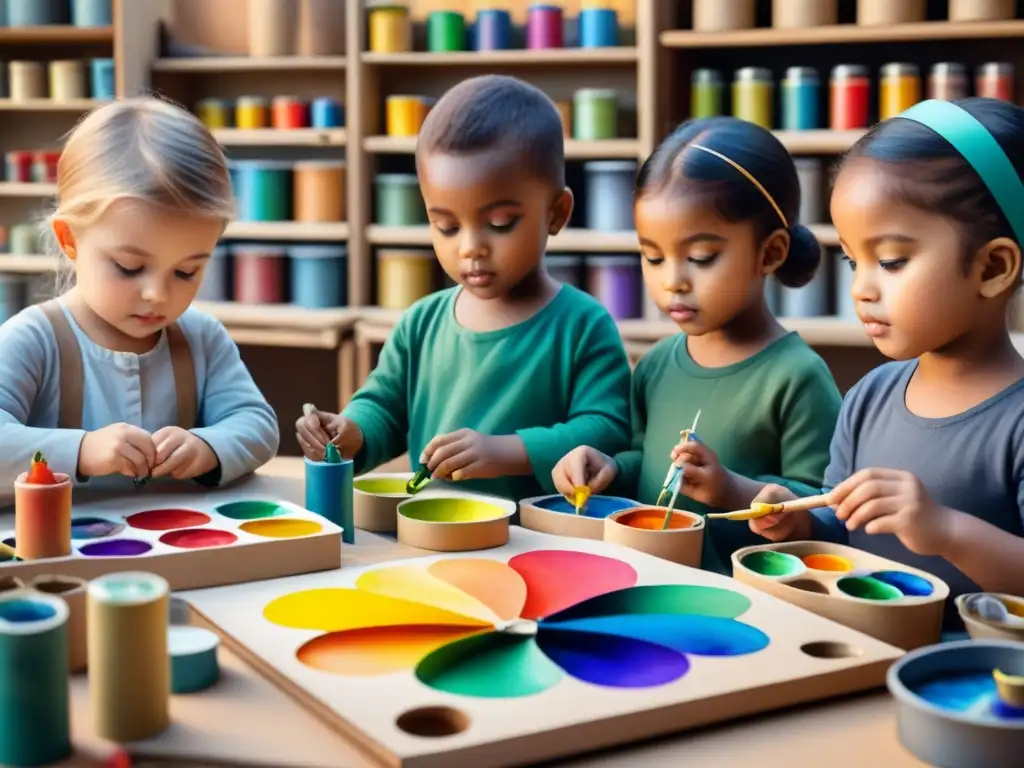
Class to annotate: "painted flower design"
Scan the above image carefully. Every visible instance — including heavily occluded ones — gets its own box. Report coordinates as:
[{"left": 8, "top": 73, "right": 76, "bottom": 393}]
[{"left": 263, "top": 550, "right": 770, "bottom": 698}]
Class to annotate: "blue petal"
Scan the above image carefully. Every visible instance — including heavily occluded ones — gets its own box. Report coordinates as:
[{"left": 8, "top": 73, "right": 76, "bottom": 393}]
[{"left": 542, "top": 614, "right": 769, "bottom": 656}]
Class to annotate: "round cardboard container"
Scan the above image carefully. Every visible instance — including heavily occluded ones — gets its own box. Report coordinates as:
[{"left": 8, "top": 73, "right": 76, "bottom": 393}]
[
  {"left": 519, "top": 493, "right": 640, "bottom": 540},
  {"left": 353, "top": 472, "right": 413, "bottom": 532},
  {"left": 396, "top": 495, "right": 516, "bottom": 552},
  {"left": 956, "top": 592, "right": 1024, "bottom": 643},
  {"left": 603, "top": 506, "right": 704, "bottom": 567}
]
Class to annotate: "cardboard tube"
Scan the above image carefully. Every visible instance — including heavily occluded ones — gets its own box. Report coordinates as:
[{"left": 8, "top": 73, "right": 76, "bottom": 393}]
[
  {"left": 30, "top": 574, "right": 88, "bottom": 673},
  {"left": 14, "top": 471, "right": 72, "bottom": 560}
]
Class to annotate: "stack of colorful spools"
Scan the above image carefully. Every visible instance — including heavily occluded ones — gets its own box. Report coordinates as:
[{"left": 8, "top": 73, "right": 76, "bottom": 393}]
[
  {"left": 367, "top": 2, "right": 624, "bottom": 53},
  {"left": 691, "top": 61, "right": 1016, "bottom": 131},
  {"left": 231, "top": 159, "right": 345, "bottom": 225},
  {"left": 5, "top": 148, "right": 60, "bottom": 184},
  {"left": 2, "top": 59, "right": 114, "bottom": 101},
  {"left": 1, "top": 0, "right": 111, "bottom": 26},
  {"left": 195, "top": 96, "right": 344, "bottom": 131}
]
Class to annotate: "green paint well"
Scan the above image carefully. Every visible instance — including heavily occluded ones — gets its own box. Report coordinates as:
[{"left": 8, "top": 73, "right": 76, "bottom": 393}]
[
  {"left": 541, "top": 584, "right": 753, "bottom": 623},
  {"left": 741, "top": 550, "right": 803, "bottom": 578},
  {"left": 354, "top": 477, "right": 410, "bottom": 496},
  {"left": 400, "top": 497, "right": 509, "bottom": 523},
  {"left": 215, "top": 500, "right": 287, "bottom": 521},
  {"left": 837, "top": 576, "right": 903, "bottom": 602}
]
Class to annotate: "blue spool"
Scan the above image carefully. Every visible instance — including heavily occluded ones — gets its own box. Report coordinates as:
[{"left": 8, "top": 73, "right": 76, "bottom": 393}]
[
  {"left": 311, "top": 97, "right": 344, "bottom": 128},
  {"left": 474, "top": 8, "right": 512, "bottom": 50},
  {"left": 781, "top": 67, "right": 820, "bottom": 131},
  {"left": 305, "top": 456, "right": 354, "bottom": 544},
  {"left": 7, "top": 0, "right": 66, "bottom": 26},
  {"left": 89, "top": 58, "right": 114, "bottom": 99},
  {"left": 289, "top": 245, "right": 347, "bottom": 308},
  {"left": 231, "top": 160, "right": 292, "bottom": 222},
  {"left": 579, "top": 7, "right": 618, "bottom": 48},
  {"left": 71, "top": 0, "right": 112, "bottom": 27}
]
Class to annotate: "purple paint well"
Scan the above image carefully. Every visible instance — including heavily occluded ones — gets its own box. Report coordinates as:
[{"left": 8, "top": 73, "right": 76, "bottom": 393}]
[
  {"left": 71, "top": 516, "right": 124, "bottom": 540},
  {"left": 78, "top": 538, "right": 152, "bottom": 557}
]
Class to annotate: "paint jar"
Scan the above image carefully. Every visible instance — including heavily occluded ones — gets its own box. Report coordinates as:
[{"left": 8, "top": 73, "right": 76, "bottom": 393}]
[
  {"left": 693, "top": 0, "right": 755, "bottom": 31},
  {"left": 773, "top": 0, "right": 838, "bottom": 27},
  {"left": 196, "top": 245, "right": 230, "bottom": 302},
  {"left": 5, "top": 151, "right": 31, "bottom": 183},
  {"left": 732, "top": 67, "right": 774, "bottom": 129},
  {"left": 272, "top": 96, "right": 309, "bottom": 129},
  {"left": 248, "top": 0, "right": 297, "bottom": 56},
  {"left": 830, "top": 65, "right": 870, "bottom": 130},
  {"left": 949, "top": 0, "right": 1015, "bottom": 21},
  {"left": 780, "top": 263, "right": 829, "bottom": 318},
  {"left": 879, "top": 63, "right": 920, "bottom": 121},
  {"left": 928, "top": 63, "right": 968, "bottom": 102},
  {"left": 196, "top": 98, "right": 233, "bottom": 129},
  {"left": 545, "top": 255, "right": 583, "bottom": 288},
  {"left": 367, "top": 2, "right": 411, "bottom": 53},
  {"left": 857, "top": 0, "right": 925, "bottom": 25},
  {"left": 573, "top": 89, "right": 618, "bottom": 140},
  {"left": 527, "top": 4, "right": 564, "bottom": 49},
  {"left": 781, "top": 67, "right": 820, "bottom": 131},
  {"left": 579, "top": 7, "right": 619, "bottom": 48},
  {"left": 32, "top": 151, "right": 60, "bottom": 183},
  {"left": 691, "top": 69, "right": 725, "bottom": 118},
  {"left": 15, "top": 467, "right": 72, "bottom": 559},
  {"left": 374, "top": 174, "right": 427, "bottom": 226},
  {"left": 89, "top": 58, "right": 114, "bottom": 99},
  {"left": 235, "top": 96, "right": 270, "bottom": 129},
  {"left": 386, "top": 95, "right": 430, "bottom": 136},
  {"left": 0, "top": 276, "right": 28, "bottom": 324},
  {"left": 8, "top": 222, "right": 40, "bottom": 254},
  {"left": 232, "top": 245, "right": 287, "bottom": 304},
  {"left": 8, "top": 61, "right": 46, "bottom": 101},
  {"left": 293, "top": 160, "right": 345, "bottom": 222},
  {"left": 976, "top": 62, "right": 1015, "bottom": 102},
  {"left": 232, "top": 161, "right": 293, "bottom": 221},
  {"left": 555, "top": 100, "right": 572, "bottom": 138},
  {"left": 50, "top": 61, "right": 88, "bottom": 105},
  {"left": 474, "top": 8, "right": 511, "bottom": 50},
  {"left": 585, "top": 256, "right": 642, "bottom": 320},
  {"left": 311, "top": 97, "right": 343, "bottom": 128},
  {"left": 296, "top": 0, "right": 346, "bottom": 56},
  {"left": 7, "top": 0, "right": 67, "bottom": 25},
  {"left": 290, "top": 245, "right": 347, "bottom": 308},
  {"left": 584, "top": 161, "right": 637, "bottom": 232},
  {"left": 71, "top": 0, "right": 111, "bottom": 26},
  {"left": 376, "top": 249, "right": 435, "bottom": 309},
  {"left": 427, "top": 10, "right": 466, "bottom": 52},
  {"left": 795, "top": 159, "right": 824, "bottom": 224}
]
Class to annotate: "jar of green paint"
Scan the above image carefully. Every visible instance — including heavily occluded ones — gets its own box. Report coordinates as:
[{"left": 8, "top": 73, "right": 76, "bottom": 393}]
[
  {"left": 691, "top": 69, "right": 724, "bottom": 118},
  {"left": 427, "top": 10, "right": 466, "bottom": 52},
  {"left": 374, "top": 174, "right": 427, "bottom": 226},
  {"left": 573, "top": 88, "right": 618, "bottom": 140}
]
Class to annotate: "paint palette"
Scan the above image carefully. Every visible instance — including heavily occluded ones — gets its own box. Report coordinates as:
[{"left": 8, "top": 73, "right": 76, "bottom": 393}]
[
  {"left": 519, "top": 493, "right": 640, "bottom": 540},
  {"left": 183, "top": 527, "right": 904, "bottom": 768},
  {"left": 887, "top": 639, "right": 1024, "bottom": 768},
  {"left": 0, "top": 495, "right": 342, "bottom": 591},
  {"left": 731, "top": 541, "right": 949, "bottom": 650}
]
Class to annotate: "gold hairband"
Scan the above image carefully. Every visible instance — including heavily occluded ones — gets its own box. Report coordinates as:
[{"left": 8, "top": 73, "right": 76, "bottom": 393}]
[{"left": 689, "top": 144, "right": 789, "bottom": 229}]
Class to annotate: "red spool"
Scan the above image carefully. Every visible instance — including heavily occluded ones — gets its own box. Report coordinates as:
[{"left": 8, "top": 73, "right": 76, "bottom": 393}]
[
  {"left": 830, "top": 65, "right": 870, "bottom": 131},
  {"left": 32, "top": 151, "right": 61, "bottom": 183},
  {"left": 526, "top": 4, "right": 564, "bottom": 49},
  {"left": 233, "top": 247, "right": 286, "bottom": 304},
  {"left": 5, "top": 151, "right": 32, "bottom": 183},
  {"left": 272, "top": 96, "right": 310, "bottom": 129}
]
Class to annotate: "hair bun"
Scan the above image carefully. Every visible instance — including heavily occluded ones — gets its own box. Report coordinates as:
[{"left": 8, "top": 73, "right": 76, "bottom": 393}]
[{"left": 775, "top": 223, "right": 823, "bottom": 288}]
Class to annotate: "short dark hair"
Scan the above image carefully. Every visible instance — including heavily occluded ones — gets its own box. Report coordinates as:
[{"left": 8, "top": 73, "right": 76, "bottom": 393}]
[
  {"left": 838, "top": 97, "right": 1024, "bottom": 260},
  {"left": 416, "top": 75, "right": 565, "bottom": 188},
  {"left": 635, "top": 117, "right": 821, "bottom": 289}
]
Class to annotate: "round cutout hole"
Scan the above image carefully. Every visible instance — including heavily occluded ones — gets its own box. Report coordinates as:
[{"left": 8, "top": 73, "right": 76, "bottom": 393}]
[
  {"left": 396, "top": 706, "right": 470, "bottom": 738},
  {"left": 800, "top": 641, "right": 863, "bottom": 660},
  {"left": 787, "top": 579, "right": 829, "bottom": 595}
]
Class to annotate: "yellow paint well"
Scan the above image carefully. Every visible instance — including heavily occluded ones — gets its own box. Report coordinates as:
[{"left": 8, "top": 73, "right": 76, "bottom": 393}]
[
  {"left": 354, "top": 477, "right": 410, "bottom": 496},
  {"left": 400, "top": 497, "right": 508, "bottom": 523},
  {"left": 240, "top": 518, "right": 323, "bottom": 538}
]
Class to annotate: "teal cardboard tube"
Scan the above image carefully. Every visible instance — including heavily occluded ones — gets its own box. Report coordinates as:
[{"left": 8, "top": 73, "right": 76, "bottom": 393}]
[{"left": 305, "top": 457, "right": 354, "bottom": 544}]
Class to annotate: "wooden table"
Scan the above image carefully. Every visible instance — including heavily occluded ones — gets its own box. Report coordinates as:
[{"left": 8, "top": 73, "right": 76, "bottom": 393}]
[{"left": 46, "top": 458, "right": 924, "bottom": 767}]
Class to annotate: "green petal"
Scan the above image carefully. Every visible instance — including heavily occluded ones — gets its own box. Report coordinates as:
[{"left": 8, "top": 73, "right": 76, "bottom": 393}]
[{"left": 543, "top": 584, "right": 752, "bottom": 623}]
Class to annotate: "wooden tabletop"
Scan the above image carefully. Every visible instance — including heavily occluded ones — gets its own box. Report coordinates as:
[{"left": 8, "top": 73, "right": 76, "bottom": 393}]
[{"left": 53, "top": 457, "right": 924, "bottom": 767}]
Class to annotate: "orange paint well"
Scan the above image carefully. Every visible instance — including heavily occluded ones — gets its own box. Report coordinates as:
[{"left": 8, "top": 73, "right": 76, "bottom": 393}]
[
  {"left": 616, "top": 507, "right": 697, "bottom": 530},
  {"left": 802, "top": 554, "right": 854, "bottom": 572}
]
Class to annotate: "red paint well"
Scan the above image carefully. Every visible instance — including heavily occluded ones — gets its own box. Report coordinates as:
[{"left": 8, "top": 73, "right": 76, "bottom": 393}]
[
  {"left": 159, "top": 528, "right": 237, "bottom": 549},
  {"left": 126, "top": 509, "right": 211, "bottom": 531}
]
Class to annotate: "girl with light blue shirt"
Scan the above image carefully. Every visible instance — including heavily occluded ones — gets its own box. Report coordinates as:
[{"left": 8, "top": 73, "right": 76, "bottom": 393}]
[{"left": 0, "top": 97, "right": 279, "bottom": 504}]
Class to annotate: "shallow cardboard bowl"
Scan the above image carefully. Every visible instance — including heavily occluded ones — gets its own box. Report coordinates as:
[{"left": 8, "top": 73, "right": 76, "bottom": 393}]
[
  {"left": 519, "top": 493, "right": 640, "bottom": 540},
  {"left": 353, "top": 473, "right": 413, "bottom": 532},
  {"left": 956, "top": 592, "right": 1024, "bottom": 643},
  {"left": 396, "top": 495, "right": 516, "bottom": 552},
  {"left": 603, "top": 506, "right": 704, "bottom": 567}
]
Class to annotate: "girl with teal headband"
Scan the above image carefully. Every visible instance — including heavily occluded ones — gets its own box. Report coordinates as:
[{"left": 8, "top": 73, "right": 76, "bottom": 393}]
[{"left": 752, "top": 98, "right": 1024, "bottom": 627}]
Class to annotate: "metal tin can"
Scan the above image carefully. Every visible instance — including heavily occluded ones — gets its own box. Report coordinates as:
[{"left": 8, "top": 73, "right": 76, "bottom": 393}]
[
  {"left": 573, "top": 88, "right": 618, "bottom": 140},
  {"left": 732, "top": 67, "right": 773, "bottom": 129},
  {"left": 235, "top": 96, "right": 269, "bottom": 129},
  {"left": 830, "top": 65, "right": 870, "bottom": 130},
  {"left": 691, "top": 69, "right": 724, "bottom": 118},
  {"left": 5, "top": 150, "right": 32, "bottom": 183},
  {"left": 195, "top": 98, "right": 232, "bottom": 129},
  {"left": 879, "top": 62, "right": 920, "bottom": 121},
  {"left": 781, "top": 66, "right": 820, "bottom": 130},
  {"left": 928, "top": 62, "right": 968, "bottom": 102},
  {"left": 976, "top": 62, "right": 1015, "bottom": 102},
  {"left": 272, "top": 96, "right": 309, "bottom": 129},
  {"left": 311, "top": 97, "right": 344, "bottom": 128}
]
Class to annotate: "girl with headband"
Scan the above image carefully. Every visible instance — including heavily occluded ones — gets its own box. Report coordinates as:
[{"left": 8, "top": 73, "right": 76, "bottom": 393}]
[
  {"left": 552, "top": 117, "right": 842, "bottom": 572},
  {"left": 752, "top": 98, "right": 1024, "bottom": 626}
]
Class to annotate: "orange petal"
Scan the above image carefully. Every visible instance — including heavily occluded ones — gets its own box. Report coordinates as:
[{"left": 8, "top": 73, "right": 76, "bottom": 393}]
[{"left": 428, "top": 559, "right": 527, "bottom": 622}]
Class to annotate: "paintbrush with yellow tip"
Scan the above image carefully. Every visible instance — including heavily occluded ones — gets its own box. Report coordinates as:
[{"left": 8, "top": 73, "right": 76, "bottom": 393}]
[
  {"left": 707, "top": 492, "right": 834, "bottom": 521},
  {"left": 571, "top": 485, "right": 592, "bottom": 515}
]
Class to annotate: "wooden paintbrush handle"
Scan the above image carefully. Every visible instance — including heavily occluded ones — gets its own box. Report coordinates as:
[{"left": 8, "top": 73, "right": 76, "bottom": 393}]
[{"left": 778, "top": 493, "right": 833, "bottom": 513}]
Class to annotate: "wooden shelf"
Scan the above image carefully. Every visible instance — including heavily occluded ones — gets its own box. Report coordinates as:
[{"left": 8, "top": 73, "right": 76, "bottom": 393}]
[
  {"left": 0, "top": 98, "right": 109, "bottom": 111},
  {"left": 214, "top": 128, "right": 347, "bottom": 147},
  {"left": 364, "top": 135, "right": 640, "bottom": 158},
  {"left": 366, "top": 226, "right": 637, "bottom": 252},
  {"left": 0, "top": 182, "right": 56, "bottom": 197},
  {"left": 152, "top": 56, "right": 347, "bottom": 73},
  {"left": 0, "top": 254, "right": 60, "bottom": 273},
  {"left": 660, "top": 19, "right": 1024, "bottom": 48},
  {"left": 192, "top": 302, "right": 358, "bottom": 350},
  {"left": 223, "top": 222, "right": 349, "bottom": 241},
  {"left": 775, "top": 130, "right": 867, "bottom": 155},
  {"left": 0, "top": 26, "right": 113, "bottom": 44},
  {"left": 362, "top": 48, "right": 638, "bottom": 66}
]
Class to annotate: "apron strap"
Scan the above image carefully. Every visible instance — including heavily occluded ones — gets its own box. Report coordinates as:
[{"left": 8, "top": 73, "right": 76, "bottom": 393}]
[
  {"left": 166, "top": 323, "right": 197, "bottom": 431},
  {"left": 39, "top": 299, "right": 84, "bottom": 430}
]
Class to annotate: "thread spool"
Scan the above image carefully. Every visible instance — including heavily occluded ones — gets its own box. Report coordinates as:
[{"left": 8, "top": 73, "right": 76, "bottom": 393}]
[
  {"left": 527, "top": 4, "right": 564, "bottom": 49},
  {"left": 949, "top": 0, "right": 1015, "bottom": 21},
  {"left": 374, "top": 174, "right": 427, "bottom": 226},
  {"left": 585, "top": 256, "right": 642, "bottom": 320},
  {"left": 290, "top": 245, "right": 347, "bottom": 308},
  {"left": 781, "top": 67, "right": 820, "bottom": 131},
  {"left": 474, "top": 8, "right": 511, "bottom": 50},
  {"left": 554, "top": 100, "right": 572, "bottom": 138},
  {"left": 311, "top": 96, "right": 344, "bottom": 128},
  {"left": 830, "top": 65, "right": 870, "bottom": 130},
  {"left": 294, "top": 160, "right": 345, "bottom": 222},
  {"left": 545, "top": 254, "right": 583, "bottom": 288},
  {"left": 248, "top": 0, "right": 297, "bottom": 57},
  {"left": 0, "top": 589, "right": 71, "bottom": 766},
  {"left": 693, "top": 0, "right": 756, "bottom": 31},
  {"left": 304, "top": 454, "right": 354, "bottom": 543},
  {"left": 8, "top": 61, "right": 46, "bottom": 102},
  {"left": 583, "top": 160, "right": 637, "bottom": 232},
  {"left": 386, "top": 95, "right": 430, "bottom": 137},
  {"left": 376, "top": 249, "right": 435, "bottom": 309},
  {"left": 579, "top": 7, "right": 619, "bottom": 47},
  {"left": 88, "top": 572, "right": 170, "bottom": 742},
  {"left": 857, "top": 0, "right": 925, "bottom": 25},
  {"left": 691, "top": 69, "right": 725, "bottom": 118},
  {"left": 31, "top": 151, "right": 60, "bottom": 183},
  {"left": 928, "top": 63, "right": 968, "bottom": 102},
  {"left": 427, "top": 10, "right": 466, "bottom": 52},
  {"left": 272, "top": 96, "right": 309, "bottom": 129},
  {"left": 196, "top": 98, "right": 233, "bottom": 129},
  {"left": 89, "top": 58, "right": 115, "bottom": 99},
  {"left": 573, "top": 88, "right": 618, "bottom": 140},
  {"left": 781, "top": 265, "right": 829, "bottom": 318},
  {"left": 14, "top": 468, "right": 71, "bottom": 560},
  {"left": 72, "top": 0, "right": 112, "bottom": 27},
  {"left": 235, "top": 96, "right": 270, "bottom": 129},
  {"left": 232, "top": 245, "right": 287, "bottom": 304},
  {"left": 169, "top": 626, "right": 220, "bottom": 694},
  {"left": 879, "top": 62, "right": 920, "bottom": 122},
  {"left": 297, "top": 0, "right": 346, "bottom": 55},
  {"left": 29, "top": 575, "right": 88, "bottom": 674},
  {"left": 976, "top": 63, "right": 1015, "bottom": 102},
  {"left": 795, "top": 159, "right": 824, "bottom": 224},
  {"left": 773, "top": 0, "right": 838, "bottom": 28},
  {"left": 368, "top": 2, "right": 411, "bottom": 52},
  {"left": 5, "top": 151, "right": 31, "bottom": 183},
  {"left": 232, "top": 160, "right": 292, "bottom": 221},
  {"left": 7, "top": 0, "right": 67, "bottom": 26},
  {"left": 733, "top": 67, "right": 773, "bottom": 129},
  {"left": 196, "top": 245, "right": 230, "bottom": 302}
]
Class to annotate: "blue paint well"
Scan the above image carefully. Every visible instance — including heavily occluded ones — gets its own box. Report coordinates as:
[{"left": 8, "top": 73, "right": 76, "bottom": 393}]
[
  {"left": 870, "top": 570, "right": 934, "bottom": 597},
  {"left": 914, "top": 672, "right": 1024, "bottom": 722},
  {"left": 534, "top": 494, "right": 639, "bottom": 519},
  {"left": 0, "top": 599, "right": 56, "bottom": 623},
  {"left": 536, "top": 628, "right": 690, "bottom": 688}
]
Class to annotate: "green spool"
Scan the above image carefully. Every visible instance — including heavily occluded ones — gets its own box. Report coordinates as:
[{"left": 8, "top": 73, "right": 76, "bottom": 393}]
[
  {"left": 573, "top": 88, "right": 618, "bottom": 140},
  {"left": 0, "top": 591, "right": 71, "bottom": 767},
  {"left": 427, "top": 10, "right": 466, "bottom": 52},
  {"left": 691, "top": 69, "right": 724, "bottom": 118},
  {"left": 169, "top": 626, "right": 220, "bottom": 694},
  {"left": 374, "top": 174, "right": 427, "bottom": 226}
]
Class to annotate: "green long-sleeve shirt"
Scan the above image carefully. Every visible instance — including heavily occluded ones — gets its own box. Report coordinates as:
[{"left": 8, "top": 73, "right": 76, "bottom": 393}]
[
  {"left": 611, "top": 332, "right": 842, "bottom": 572},
  {"left": 342, "top": 285, "right": 632, "bottom": 500}
]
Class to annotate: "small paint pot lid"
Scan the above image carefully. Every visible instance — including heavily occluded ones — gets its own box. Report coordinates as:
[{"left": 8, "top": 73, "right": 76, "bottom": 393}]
[
  {"left": 376, "top": 248, "right": 434, "bottom": 259},
  {"left": 272, "top": 95, "right": 309, "bottom": 104},
  {"left": 312, "top": 95, "right": 342, "bottom": 103},
  {"left": 374, "top": 173, "right": 419, "bottom": 184},
  {"left": 585, "top": 255, "right": 640, "bottom": 267},
  {"left": 236, "top": 95, "right": 269, "bottom": 105},
  {"left": 367, "top": 2, "right": 409, "bottom": 12},
  {"left": 231, "top": 245, "right": 288, "bottom": 257},
  {"left": 735, "top": 67, "right": 773, "bottom": 81},
  {"left": 528, "top": 4, "right": 563, "bottom": 11},
  {"left": 387, "top": 94, "right": 430, "bottom": 102},
  {"left": 290, "top": 244, "right": 348, "bottom": 259},
  {"left": 583, "top": 160, "right": 638, "bottom": 172},
  {"left": 228, "top": 159, "right": 293, "bottom": 170},
  {"left": 88, "top": 571, "right": 170, "bottom": 605},
  {"left": 831, "top": 64, "right": 869, "bottom": 78},
  {"left": 574, "top": 87, "right": 618, "bottom": 99},
  {"left": 293, "top": 159, "right": 346, "bottom": 170}
]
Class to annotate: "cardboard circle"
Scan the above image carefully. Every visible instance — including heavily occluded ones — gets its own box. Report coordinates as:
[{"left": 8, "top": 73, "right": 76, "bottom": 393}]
[{"left": 396, "top": 495, "right": 515, "bottom": 552}]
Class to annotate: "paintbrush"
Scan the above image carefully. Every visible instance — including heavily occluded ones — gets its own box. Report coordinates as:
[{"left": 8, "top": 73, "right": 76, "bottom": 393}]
[
  {"left": 706, "top": 492, "right": 833, "bottom": 521},
  {"left": 0, "top": 541, "right": 19, "bottom": 561},
  {"left": 572, "top": 485, "right": 592, "bottom": 515},
  {"left": 662, "top": 409, "right": 701, "bottom": 530}
]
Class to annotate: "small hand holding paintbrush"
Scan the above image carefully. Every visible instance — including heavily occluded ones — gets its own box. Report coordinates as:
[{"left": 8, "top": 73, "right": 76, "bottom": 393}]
[{"left": 706, "top": 491, "right": 834, "bottom": 521}]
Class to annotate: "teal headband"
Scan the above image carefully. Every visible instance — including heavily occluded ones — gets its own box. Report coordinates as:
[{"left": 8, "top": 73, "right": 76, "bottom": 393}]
[{"left": 897, "top": 99, "right": 1024, "bottom": 246}]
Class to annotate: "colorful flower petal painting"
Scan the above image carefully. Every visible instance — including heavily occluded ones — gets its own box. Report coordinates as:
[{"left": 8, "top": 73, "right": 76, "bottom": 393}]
[{"left": 263, "top": 549, "right": 771, "bottom": 698}]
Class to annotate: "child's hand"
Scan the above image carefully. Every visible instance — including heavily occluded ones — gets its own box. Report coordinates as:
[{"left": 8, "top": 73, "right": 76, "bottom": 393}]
[
  {"left": 78, "top": 423, "right": 157, "bottom": 479},
  {"left": 551, "top": 446, "right": 618, "bottom": 497},
  {"left": 670, "top": 439, "right": 731, "bottom": 507},
  {"left": 422, "top": 429, "right": 509, "bottom": 482},
  {"left": 830, "top": 468, "right": 955, "bottom": 556},
  {"left": 747, "top": 484, "right": 812, "bottom": 541},
  {"left": 295, "top": 409, "right": 363, "bottom": 461},
  {"left": 151, "top": 427, "right": 218, "bottom": 480}
]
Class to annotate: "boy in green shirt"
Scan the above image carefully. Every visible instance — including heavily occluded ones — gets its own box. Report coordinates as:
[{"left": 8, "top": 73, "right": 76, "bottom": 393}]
[{"left": 295, "top": 76, "right": 632, "bottom": 500}]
